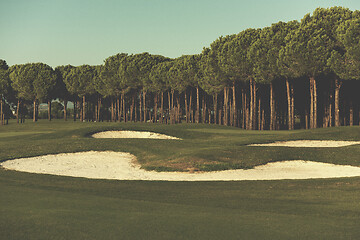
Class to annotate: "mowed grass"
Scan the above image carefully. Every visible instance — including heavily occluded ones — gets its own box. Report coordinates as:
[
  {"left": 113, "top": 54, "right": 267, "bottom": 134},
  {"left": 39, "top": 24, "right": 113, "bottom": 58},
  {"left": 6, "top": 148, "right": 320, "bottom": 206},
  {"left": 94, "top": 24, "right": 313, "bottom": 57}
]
[{"left": 0, "top": 120, "right": 360, "bottom": 239}]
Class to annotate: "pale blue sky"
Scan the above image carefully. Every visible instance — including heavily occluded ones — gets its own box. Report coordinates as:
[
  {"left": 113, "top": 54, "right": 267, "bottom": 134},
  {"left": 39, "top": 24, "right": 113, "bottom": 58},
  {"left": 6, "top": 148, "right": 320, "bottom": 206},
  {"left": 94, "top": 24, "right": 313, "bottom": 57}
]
[{"left": 1, "top": 0, "right": 359, "bottom": 67}]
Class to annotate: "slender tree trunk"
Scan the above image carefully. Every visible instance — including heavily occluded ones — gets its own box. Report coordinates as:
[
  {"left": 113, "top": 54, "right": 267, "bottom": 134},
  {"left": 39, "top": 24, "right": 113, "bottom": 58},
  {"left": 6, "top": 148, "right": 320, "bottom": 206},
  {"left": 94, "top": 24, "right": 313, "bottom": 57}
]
[
  {"left": 313, "top": 77, "right": 317, "bottom": 129},
  {"left": 0, "top": 97, "right": 3, "bottom": 126},
  {"left": 117, "top": 96, "right": 121, "bottom": 122},
  {"left": 202, "top": 95, "right": 206, "bottom": 124},
  {"left": 33, "top": 99, "right": 36, "bottom": 122},
  {"left": 258, "top": 97, "right": 261, "bottom": 130},
  {"left": 253, "top": 80, "right": 257, "bottom": 129},
  {"left": 154, "top": 93, "right": 158, "bottom": 123},
  {"left": 223, "top": 87, "right": 228, "bottom": 126},
  {"left": 214, "top": 94, "right": 218, "bottom": 125},
  {"left": 232, "top": 82, "right": 236, "bottom": 127},
  {"left": 249, "top": 79, "right": 253, "bottom": 130},
  {"left": 82, "top": 95, "right": 86, "bottom": 122},
  {"left": 111, "top": 99, "right": 114, "bottom": 122},
  {"left": 123, "top": 92, "right": 127, "bottom": 122},
  {"left": 143, "top": 90, "right": 147, "bottom": 122},
  {"left": 270, "top": 82, "right": 275, "bottom": 130},
  {"left": 171, "top": 90, "right": 175, "bottom": 124},
  {"left": 241, "top": 89, "right": 245, "bottom": 129},
  {"left": 185, "top": 90, "right": 189, "bottom": 123},
  {"left": 286, "top": 78, "right": 292, "bottom": 130},
  {"left": 95, "top": 99, "right": 98, "bottom": 122},
  {"left": 334, "top": 79, "right": 342, "bottom": 127},
  {"left": 261, "top": 108, "right": 265, "bottom": 130},
  {"left": 291, "top": 84, "right": 295, "bottom": 129},
  {"left": 134, "top": 96, "right": 137, "bottom": 122},
  {"left": 130, "top": 94, "right": 135, "bottom": 122},
  {"left": 196, "top": 86, "right": 200, "bottom": 123},
  {"left": 140, "top": 92, "right": 143, "bottom": 122},
  {"left": 309, "top": 78, "right": 314, "bottom": 129},
  {"left": 160, "top": 91, "right": 164, "bottom": 124},
  {"left": 98, "top": 97, "right": 101, "bottom": 122},
  {"left": 245, "top": 89, "right": 249, "bottom": 129},
  {"left": 168, "top": 91, "right": 171, "bottom": 124},
  {"left": 189, "top": 91, "right": 193, "bottom": 123},
  {"left": 177, "top": 94, "right": 181, "bottom": 123}
]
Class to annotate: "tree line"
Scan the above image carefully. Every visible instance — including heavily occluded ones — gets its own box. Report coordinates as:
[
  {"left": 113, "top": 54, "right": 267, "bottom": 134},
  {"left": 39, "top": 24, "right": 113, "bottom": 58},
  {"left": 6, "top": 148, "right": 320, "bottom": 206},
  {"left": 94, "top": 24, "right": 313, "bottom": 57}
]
[{"left": 1, "top": 7, "right": 359, "bottom": 129}]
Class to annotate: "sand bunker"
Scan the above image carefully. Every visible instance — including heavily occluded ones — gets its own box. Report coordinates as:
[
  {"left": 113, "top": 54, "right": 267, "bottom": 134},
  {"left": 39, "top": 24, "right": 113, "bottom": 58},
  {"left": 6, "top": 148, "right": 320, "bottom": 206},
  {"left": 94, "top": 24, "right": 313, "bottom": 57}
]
[
  {"left": 248, "top": 140, "right": 360, "bottom": 148},
  {"left": 92, "top": 131, "right": 180, "bottom": 140},
  {"left": 2, "top": 151, "right": 360, "bottom": 181}
]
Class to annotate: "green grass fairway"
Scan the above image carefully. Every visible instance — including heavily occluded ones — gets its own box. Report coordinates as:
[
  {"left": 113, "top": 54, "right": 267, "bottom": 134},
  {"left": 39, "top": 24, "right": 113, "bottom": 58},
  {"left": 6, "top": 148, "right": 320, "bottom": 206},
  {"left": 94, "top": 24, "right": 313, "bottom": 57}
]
[{"left": 1, "top": 120, "right": 360, "bottom": 239}]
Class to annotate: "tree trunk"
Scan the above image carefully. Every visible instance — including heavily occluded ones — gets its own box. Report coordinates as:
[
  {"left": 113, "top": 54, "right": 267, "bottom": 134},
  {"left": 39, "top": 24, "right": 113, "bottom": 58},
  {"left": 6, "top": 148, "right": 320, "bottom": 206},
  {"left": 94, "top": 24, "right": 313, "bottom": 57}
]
[
  {"left": 143, "top": 90, "right": 147, "bottom": 122},
  {"left": 196, "top": 86, "right": 200, "bottom": 123},
  {"left": 291, "top": 84, "right": 295, "bottom": 129},
  {"left": 82, "top": 95, "right": 86, "bottom": 122},
  {"left": 253, "top": 80, "right": 257, "bottom": 129},
  {"left": 334, "top": 79, "right": 342, "bottom": 127},
  {"left": 223, "top": 87, "right": 228, "bottom": 126},
  {"left": 154, "top": 93, "right": 158, "bottom": 123},
  {"left": 123, "top": 92, "right": 126, "bottom": 122},
  {"left": 309, "top": 78, "right": 314, "bottom": 129},
  {"left": 214, "top": 94, "right": 218, "bottom": 125},
  {"left": 0, "top": 97, "right": 3, "bottom": 126},
  {"left": 249, "top": 79, "right": 253, "bottom": 130},
  {"left": 134, "top": 96, "right": 137, "bottom": 122},
  {"left": 185, "top": 90, "right": 189, "bottom": 123},
  {"left": 171, "top": 90, "right": 175, "bottom": 124},
  {"left": 177, "top": 94, "right": 181, "bottom": 123},
  {"left": 130, "top": 94, "right": 135, "bottom": 122},
  {"left": 140, "top": 92, "right": 143, "bottom": 122},
  {"left": 111, "top": 99, "right": 114, "bottom": 122},
  {"left": 241, "top": 89, "right": 245, "bottom": 129},
  {"left": 232, "top": 82, "right": 236, "bottom": 127},
  {"left": 33, "top": 99, "right": 36, "bottom": 122},
  {"left": 117, "top": 96, "right": 121, "bottom": 122},
  {"left": 168, "top": 91, "right": 171, "bottom": 124},
  {"left": 189, "top": 91, "right": 193, "bottom": 123},
  {"left": 202, "top": 95, "right": 206, "bottom": 124},
  {"left": 160, "top": 91, "right": 164, "bottom": 124},
  {"left": 286, "top": 78, "right": 292, "bottom": 130},
  {"left": 270, "top": 82, "right": 275, "bottom": 130},
  {"left": 313, "top": 77, "right": 317, "bottom": 128},
  {"left": 258, "top": 97, "right": 261, "bottom": 130}
]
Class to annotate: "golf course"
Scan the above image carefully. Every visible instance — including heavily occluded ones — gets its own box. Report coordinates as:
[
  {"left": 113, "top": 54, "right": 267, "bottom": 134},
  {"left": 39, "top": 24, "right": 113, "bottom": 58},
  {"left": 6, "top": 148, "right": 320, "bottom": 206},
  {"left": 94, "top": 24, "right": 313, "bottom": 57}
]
[{"left": 1, "top": 120, "right": 360, "bottom": 239}]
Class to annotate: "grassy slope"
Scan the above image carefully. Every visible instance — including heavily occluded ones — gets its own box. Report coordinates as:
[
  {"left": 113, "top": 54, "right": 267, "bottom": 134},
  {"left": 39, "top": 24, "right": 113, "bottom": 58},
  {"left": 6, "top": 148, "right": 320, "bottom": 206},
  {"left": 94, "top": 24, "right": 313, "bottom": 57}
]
[{"left": 0, "top": 120, "right": 360, "bottom": 239}]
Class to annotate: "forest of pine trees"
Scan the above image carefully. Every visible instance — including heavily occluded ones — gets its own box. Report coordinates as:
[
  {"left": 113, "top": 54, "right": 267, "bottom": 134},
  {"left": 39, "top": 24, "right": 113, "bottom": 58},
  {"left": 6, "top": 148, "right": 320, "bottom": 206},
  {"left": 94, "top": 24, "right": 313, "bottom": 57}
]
[{"left": 1, "top": 7, "right": 359, "bottom": 129}]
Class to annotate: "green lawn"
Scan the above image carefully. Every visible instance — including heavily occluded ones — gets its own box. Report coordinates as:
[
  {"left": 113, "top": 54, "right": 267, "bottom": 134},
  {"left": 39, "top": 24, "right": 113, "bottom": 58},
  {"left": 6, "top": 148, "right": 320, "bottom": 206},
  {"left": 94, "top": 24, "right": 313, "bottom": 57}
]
[{"left": 0, "top": 120, "right": 360, "bottom": 239}]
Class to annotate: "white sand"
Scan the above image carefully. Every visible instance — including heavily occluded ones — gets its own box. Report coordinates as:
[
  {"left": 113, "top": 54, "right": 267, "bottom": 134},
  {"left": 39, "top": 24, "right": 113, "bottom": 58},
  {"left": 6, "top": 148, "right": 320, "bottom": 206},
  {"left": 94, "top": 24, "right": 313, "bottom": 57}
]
[
  {"left": 2, "top": 151, "right": 360, "bottom": 181},
  {"left": 248, "top": 140, "right": 360, "bottom": 147},
  {"left": 92, "top": 131, "right": 180, "bottom": 140}
]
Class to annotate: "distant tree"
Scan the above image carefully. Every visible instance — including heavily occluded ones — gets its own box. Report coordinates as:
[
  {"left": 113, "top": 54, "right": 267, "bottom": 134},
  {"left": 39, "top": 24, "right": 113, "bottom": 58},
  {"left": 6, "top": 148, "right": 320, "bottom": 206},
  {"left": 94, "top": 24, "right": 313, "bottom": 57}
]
[
  {"left": 64, "top": 65, "right": 96, "bottom": 121},
  {"left": 55, "top": 65, "right": 75, "bottom": 121},
  {"left": 329, "top": 17, "right": 360, "bottom": 126},
  {"left": 0, "top": 60, "right": 10, "bottom": 125}
]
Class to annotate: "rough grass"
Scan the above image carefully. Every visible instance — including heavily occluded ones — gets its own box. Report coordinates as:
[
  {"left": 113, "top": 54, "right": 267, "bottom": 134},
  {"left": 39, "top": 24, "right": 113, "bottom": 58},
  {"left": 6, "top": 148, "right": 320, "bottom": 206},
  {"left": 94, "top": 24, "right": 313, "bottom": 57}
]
[{"left": 0, "top": 120, "right": 360, "bottom": 239}]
